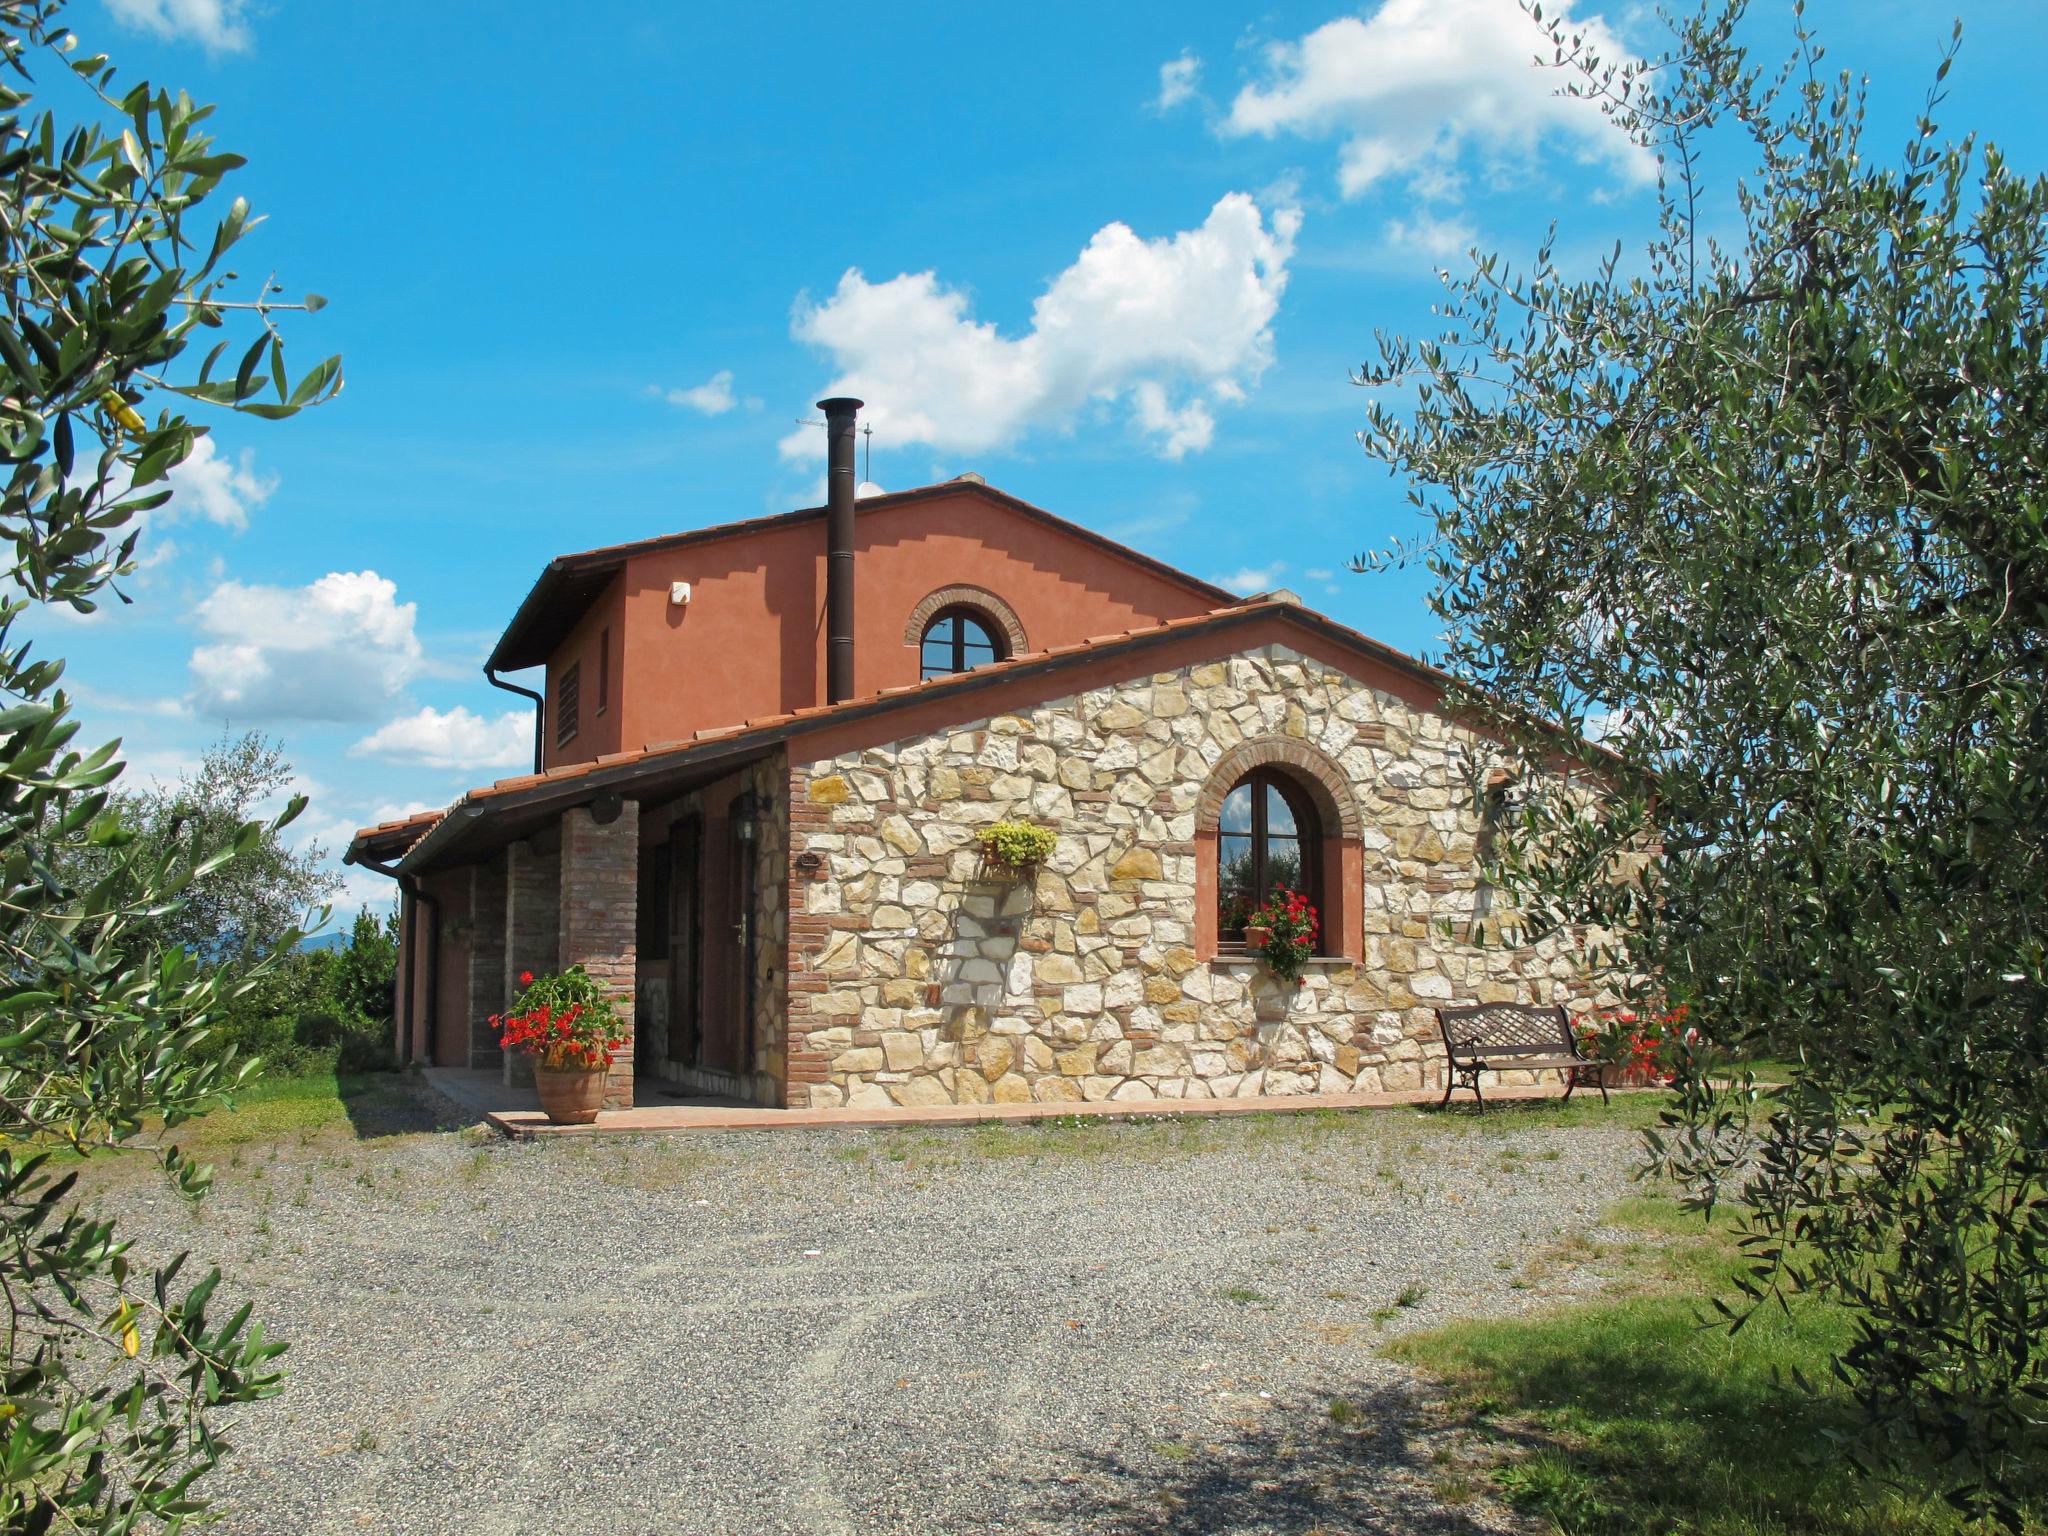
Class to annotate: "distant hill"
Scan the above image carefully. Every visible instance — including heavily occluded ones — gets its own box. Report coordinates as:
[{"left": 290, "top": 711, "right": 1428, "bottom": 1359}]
[{"left": 299, "top": 930, "right": 349, "bottom": 953}]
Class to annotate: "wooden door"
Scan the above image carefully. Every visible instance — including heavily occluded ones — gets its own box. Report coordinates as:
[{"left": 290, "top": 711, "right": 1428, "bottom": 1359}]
[
  {"left": 666, "top": 817, "right": 702, "bottom": 1067},
  {"left": 725, "top": 802, "right": 758, "bottom": 1073}
]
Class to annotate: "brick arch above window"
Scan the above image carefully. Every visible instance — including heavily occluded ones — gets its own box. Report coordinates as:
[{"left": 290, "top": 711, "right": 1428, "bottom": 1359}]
[
  {"left": 902, "top": 585, "right": 1028, "bottom": 656},
  {"left": 1197, "top": 737, "right": 1361, "bottom": 841}
]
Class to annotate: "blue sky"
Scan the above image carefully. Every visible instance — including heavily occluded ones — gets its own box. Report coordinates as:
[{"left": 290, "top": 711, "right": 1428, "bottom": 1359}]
[{"left": 42, "top": 0, "right": 2048, "bottom": 917}]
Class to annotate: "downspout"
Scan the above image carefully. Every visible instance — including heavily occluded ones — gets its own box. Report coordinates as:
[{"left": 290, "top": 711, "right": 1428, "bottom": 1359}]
[
  {"left": 348, "top": 853, "right": 439, "bottom": 1066},
  {"left": 486, "top": 665, "right": 546, "bottom": 774}
]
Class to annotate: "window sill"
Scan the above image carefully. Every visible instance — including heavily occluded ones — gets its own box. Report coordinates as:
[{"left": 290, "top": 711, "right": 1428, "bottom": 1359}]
[{"left": 1208, "top": 954, "right": 1353, "bottom": 970}]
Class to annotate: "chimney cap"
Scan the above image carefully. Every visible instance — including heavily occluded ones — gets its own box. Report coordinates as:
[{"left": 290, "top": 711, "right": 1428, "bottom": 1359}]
[
  {"left": 951, "top": 471, "right": 986, "bottom": 484},
  {"left": 816, "top": 396, "right": 865, "bottom": 415}
]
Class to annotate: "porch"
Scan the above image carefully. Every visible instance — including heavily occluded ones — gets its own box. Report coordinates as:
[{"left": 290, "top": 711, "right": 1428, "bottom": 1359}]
[
  {"left": 418, "top": 1064, "right": 1638, "bottom": 1138},
  {"left": 390, "top": 748, "right": 789, "bottom": 1112}
]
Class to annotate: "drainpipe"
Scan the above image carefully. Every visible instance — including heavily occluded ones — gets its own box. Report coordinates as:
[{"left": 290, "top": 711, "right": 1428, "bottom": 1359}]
[
  {"left": 348, "top": 854, "right": 438, "bottom": 1066},
  {"left": 486, "top": 665, "right": 546, "bottom": 774}
]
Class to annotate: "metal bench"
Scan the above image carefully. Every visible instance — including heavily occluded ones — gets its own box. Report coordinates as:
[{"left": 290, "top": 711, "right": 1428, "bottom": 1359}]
[{"left": 1434, "top": 1002, "right": 1606, "bottom": 1110}]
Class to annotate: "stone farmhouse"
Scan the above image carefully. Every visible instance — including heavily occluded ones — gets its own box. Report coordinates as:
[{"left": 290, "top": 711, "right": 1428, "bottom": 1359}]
[{"left": 346, "top": 400, "right": 1602, "bottom": 1111}]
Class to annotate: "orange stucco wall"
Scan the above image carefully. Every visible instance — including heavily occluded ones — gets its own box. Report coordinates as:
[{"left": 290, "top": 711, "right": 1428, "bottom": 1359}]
[{"left": 542, "top": 490, "right": 1218, "bottom": 769}]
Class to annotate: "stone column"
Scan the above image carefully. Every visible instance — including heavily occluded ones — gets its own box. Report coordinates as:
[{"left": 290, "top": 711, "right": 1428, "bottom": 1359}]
[
  {"left": 559, "top": 801, "right": 639, "bottom": 1110},
  {"left": 467, "top": 853, "right": 507, "bottom": 1071},
  {"left": 502, "top": 837, "right": 559, "bottom": 1091}
]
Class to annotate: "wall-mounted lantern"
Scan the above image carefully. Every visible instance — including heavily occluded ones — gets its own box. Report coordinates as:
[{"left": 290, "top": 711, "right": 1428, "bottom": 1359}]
[{"left": 731, "top": 790, "right": 760, "bottom": 845}]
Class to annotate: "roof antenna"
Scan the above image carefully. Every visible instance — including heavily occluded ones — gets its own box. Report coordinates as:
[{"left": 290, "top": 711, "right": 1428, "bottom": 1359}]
[{"left": 860, "top": 422, "right": 873, "bottom": 484}]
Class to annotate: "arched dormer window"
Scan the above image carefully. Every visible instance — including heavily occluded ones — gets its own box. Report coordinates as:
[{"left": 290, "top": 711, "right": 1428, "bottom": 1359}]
[
  {"left": 1217, "top": 769, "right": 1322, "bottom": 945},
  {"left": 919, "top": 606, "right": 1007, "bottom": 680},
  {"left": 905, "top": 586, "right": 1029, "bottom": 680}
]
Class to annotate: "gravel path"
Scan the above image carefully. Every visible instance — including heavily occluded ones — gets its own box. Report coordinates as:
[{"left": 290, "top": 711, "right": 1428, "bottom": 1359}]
[{"left": 96, "top": 1088, "right": 1642, "bottom": 1536}]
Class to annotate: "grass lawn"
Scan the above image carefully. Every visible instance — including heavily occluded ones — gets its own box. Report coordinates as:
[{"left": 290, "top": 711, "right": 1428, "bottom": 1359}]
[
  {"left": 193, "top": 1067, "right": 428, "bottom": 1144},
  {"left": 1389, "top": 1191, "right": 2035, "bottom": 1535},
  {"left": 62, "top": 1068, "right": 456, "bottom": 1192}
]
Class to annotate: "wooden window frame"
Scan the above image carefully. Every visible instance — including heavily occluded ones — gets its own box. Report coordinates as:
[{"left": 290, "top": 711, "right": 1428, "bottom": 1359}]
[
  {"left": 919, "top": 606, "right": 1006, "bottom": 681},
  {"left": 1216, "top": 768, "right": 1324, "bottom": 953}
]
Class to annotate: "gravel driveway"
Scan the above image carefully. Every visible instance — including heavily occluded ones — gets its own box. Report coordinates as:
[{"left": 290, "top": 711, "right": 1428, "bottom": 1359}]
[{"left": 98, "top": 1086, "right": 1642, "bottom": 1536}]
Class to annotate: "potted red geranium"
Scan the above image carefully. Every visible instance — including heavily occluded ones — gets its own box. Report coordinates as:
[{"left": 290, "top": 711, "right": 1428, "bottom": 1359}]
[
  {"left": 1573, "top": 1004, "right": 1691, "bottom": 1087},
  {"left": 493, "top": 965, "right": 627, "bottom": 1124},
  {"left": 1243, "top": 887, "right": 1320, "bottom": 986}
]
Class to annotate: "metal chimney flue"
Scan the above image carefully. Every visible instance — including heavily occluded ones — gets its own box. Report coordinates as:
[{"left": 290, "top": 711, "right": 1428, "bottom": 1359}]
[{"left": 820, "top": 396, "right": 863, "bottom": 704}]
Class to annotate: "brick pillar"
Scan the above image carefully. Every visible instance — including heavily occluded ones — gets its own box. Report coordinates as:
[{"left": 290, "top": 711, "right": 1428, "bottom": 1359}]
[
  {"left": 503, "top": 838, "right": 559, "bottom": 1091},
  {"left": 559, "top": 801, "right": 639, "bottom": 1109},
  {"left": 468, "top": 854, "right": 507, "bottom": 1071},
  {"left": 395, "top": 886, "right": 416, "bottom": 1066}
]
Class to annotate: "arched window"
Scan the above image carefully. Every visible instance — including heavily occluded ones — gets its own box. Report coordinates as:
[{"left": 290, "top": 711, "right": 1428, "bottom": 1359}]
[
  {"left": 920, "top": 607, "right": 1005, "bottom": 680},
  {"left": 1217, "top": 769, "right": 1322, "bottom": 945}
]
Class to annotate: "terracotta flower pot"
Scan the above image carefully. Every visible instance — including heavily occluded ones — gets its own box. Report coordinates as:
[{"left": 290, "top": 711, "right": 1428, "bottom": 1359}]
[
  {"left": 1593, "top": 1061, "right": 1662, "bottom": 1089},
  {"left": 1244, "top": 925, "right": 1273, "bottom": 948},
  {"left": 533, "top": 1062, "right": 608, "bottom": 1124}
]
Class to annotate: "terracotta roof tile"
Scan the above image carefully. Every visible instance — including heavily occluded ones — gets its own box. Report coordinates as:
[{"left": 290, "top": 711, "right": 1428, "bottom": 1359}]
[{"left": 369, "top": 596, "right": 1600, "bottom": 875}]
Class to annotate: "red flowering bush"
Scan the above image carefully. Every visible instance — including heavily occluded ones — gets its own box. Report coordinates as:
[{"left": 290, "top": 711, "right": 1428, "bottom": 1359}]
[
  {"left": 1574, "top": 1004, "right": 1693, "bottom": 1083},
  {"left": 1245, "top": 887, "right": 1320, "bottom": 985},
  {"left": 493, "top": 965, "right": 626, "bottom": 1071}
]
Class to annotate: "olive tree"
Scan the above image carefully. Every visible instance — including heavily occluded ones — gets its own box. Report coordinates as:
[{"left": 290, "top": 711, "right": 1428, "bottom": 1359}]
[
  {"left": 0, "top": 0, "right": 339, "bottom": 1526},
  {"left": 1357, "top": 1, "right": 2045, "bottom": 1521}
]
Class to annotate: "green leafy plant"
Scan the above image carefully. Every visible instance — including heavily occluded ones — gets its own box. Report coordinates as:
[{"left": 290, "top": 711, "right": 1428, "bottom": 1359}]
[
  {"left": 0, "top": 2, "right": 339, "bottom": 1526},
  {"left": 1357, "top": 1, "right": 2048, "bottom": 1521},
  {"left": 977, "top": 819, "right": 1057, "bottom": 873}
]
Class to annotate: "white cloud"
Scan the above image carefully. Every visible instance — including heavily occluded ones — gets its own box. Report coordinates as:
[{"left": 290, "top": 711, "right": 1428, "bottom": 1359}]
[
  {"left": 162, "top": 435, "right": 276, "bottom": 529},
  {"left": 782, "top": 193, "right": 1299, "bottom": 463},
  {"left": 1224, "top": 0, "right": 1650, "bottom": 201},
  {"left": 336, "top": 864, "right": 400, "bottom": 916},
  {"left": 1387, "top": 211, "right": 1479, "bottom": 260},
  {"left": 351, "top": 706, "right": 532, "bottom": 772},
  {"left": 102, "top": 0, "right": 252, "bottom": 52},
  {"left": 659, "top": 369, "right": 744, "bottom": 416},
  {"left": 188, "top": 570, "right": 422, "bottom": 722},
  {"left": 1156, "top": 50, "right": 1202, "bottom": 111},
  {"left": 1212, "top": 563, "right": 1288, "bottom": 593},
  {"left": 1129, "top": 381, "right": 1215, "bottom": 460}
]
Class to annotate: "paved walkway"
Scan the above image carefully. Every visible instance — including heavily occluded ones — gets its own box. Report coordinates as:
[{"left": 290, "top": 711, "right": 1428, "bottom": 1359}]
[{"left": 422, "top": 1065, "right": 1637, "bottom": 1139}]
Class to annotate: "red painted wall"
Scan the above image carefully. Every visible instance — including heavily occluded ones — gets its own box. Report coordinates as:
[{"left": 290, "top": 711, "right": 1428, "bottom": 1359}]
[
  {"left": 542, "top": 576, "right": 626, "bottom": 770},
  {"left": 543, "top": 490, "right": 1219, "bottom": 768}
]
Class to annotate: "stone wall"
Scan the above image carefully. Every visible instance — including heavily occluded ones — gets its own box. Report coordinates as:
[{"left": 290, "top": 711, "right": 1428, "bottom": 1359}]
[{"left": 783, "top": 643, "right": 1608, "bottom": 1109}]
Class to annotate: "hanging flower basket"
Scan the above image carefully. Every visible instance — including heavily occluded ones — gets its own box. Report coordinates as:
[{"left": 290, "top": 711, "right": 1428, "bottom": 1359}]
[
  {"left": 976, "top": 820, "right": 1058, "bottom": 878},
  {"left": 492, "top": 966, "right": 627, "bottom": 1125}
]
